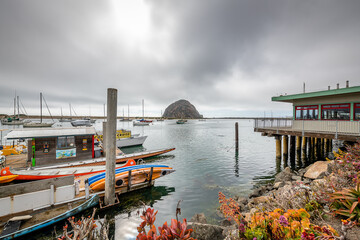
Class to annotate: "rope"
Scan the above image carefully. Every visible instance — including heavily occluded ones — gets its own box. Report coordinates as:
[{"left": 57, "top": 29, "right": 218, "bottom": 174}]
[{"left": 42, "top": 94, "right": 54, "bottom": 122}]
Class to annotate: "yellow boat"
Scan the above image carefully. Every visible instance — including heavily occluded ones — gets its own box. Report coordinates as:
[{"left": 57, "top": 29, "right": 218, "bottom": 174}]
[{"left": 0, "top": 174, "right": 18, "bottom": 184}]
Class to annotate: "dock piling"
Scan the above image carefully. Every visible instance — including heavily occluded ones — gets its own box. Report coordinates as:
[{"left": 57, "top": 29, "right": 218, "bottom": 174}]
[
  {"left": 296, "top": 136, "right": 301, "bottom": 168},
  {"left": 282, "top": 135, "right": 288, "bottom": 166},
  {"left": 105, "top": 88, "right": 117, "bottom": 206},
  {"left": 235, "top": 122, "right": 239, "bottom": 152},
  {"left": 127, "top": 170, "right": 132, "bottom": 190},
  {"left": 301, "top": 137, "right": 307, "bottom": 166},
  {"left": 149, "top": 167, "right": 154, "bottom": 186},
  {"left": 290, "top": 136, "right": 296, "bottom": 168}
]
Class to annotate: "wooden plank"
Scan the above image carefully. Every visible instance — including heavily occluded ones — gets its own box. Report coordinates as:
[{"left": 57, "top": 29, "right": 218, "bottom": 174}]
[{"left": 0, "top": 176, "right": 74, "bottom": 198}]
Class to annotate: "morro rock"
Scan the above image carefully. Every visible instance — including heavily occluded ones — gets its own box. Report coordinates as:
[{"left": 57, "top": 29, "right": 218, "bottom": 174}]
[{"left": 163, "top": 99, "right": 203, "bottom": 119}]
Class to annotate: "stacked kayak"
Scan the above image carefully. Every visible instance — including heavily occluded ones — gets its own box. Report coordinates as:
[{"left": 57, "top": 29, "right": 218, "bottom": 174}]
[{"left": 89, "top": 164, "right": 175, "bottom": 191}]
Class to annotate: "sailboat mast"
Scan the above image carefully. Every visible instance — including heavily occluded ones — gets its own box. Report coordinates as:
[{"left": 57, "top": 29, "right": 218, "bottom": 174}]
[
  {"left": 69, "top": 103, "right": 71, "bottom": 117},
  {"left": 142, "top": 99, "right": 144, "bottom": 119},
  {"left": 17, "top": 96, "right": 20, "bottom": 119},
  {"left": 128, "top": 104, "right": 130, "bottom": 119},
  {"left": 123, "top": 108, "right": 124, "bottom": 118},
  {"left": 40, "top": 92, "right": 42, "bottom": 123},
  {"left": 13, "top": 97, "right": 16, "bottom": 117}
]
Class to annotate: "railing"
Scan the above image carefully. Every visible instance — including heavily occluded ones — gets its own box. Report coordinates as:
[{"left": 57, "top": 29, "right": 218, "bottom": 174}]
[
  {"left": 254, "top": 118, "right": 293, "bottom": 129},
  {"left": 254, "top": 118, "right": 360, "bottom": 138}
]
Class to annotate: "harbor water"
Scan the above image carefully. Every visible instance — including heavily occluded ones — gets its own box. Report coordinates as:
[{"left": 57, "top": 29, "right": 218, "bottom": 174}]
[{"left": 1, "top": 119, "right": 277, "bottom": 240}]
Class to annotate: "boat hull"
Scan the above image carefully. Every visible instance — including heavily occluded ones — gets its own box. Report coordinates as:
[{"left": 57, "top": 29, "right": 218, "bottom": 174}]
[
  {"left": 23, "top": 123, "right": 54, "bottom": 128},
  {"left": 0, "top": 195, "right": 99, "bottom": 240},
  {"left": 0, "top": 159, "right": 136, "bottom": 181},
  {"left": 116, "top": 136, "right": 147, "bottom": 148},
  {"left": 0, "top": 175, "right": 18, "bottom": 184}
]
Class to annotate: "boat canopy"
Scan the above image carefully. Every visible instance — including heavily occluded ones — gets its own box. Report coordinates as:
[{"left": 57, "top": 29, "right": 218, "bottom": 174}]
[{"left": 5, "top": 127, "right": 96, "bottom": 140}]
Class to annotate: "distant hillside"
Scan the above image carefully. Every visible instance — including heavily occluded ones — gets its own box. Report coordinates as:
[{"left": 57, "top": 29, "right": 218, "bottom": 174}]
[{"left": 163, "top": 99, "right": 202, "bottom": 119}]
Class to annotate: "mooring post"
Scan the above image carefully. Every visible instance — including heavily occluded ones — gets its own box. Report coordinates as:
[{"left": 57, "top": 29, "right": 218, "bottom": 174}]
[
  {"left": 102, "top": 121, "right": 107, "bottom": 156},
  {"left": 282, "top": 135, "right": 288, "bottom": 166},
  {"left": 235, "top": 122, "right": 239, "bottom": 152},
  {"left": 127, "top": 170, "right": 132, "bottom": 191},
  {"left": 105, "top": 88, "right": 117, "bottom": 206},
  {"left": 301, "top": 136, "right": 307, "bottom": 166},
  {"left": 320, "top": 138, "right": 324, "bottom": 160},
  {"left": 314, "top": 138, "right": 318, "bottom": 161},
  {"left": 148, "top": 167, "right": 154, "bottom": 186}
]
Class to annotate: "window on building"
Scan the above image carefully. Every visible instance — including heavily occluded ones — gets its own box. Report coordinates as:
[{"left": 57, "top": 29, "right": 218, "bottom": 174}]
[
  {"left": 57, "top": 136, "right": 75, "bottom": 149},
  {"left": 295, "top": 105, "right": 319, "bottom": 120},
  {"left": 321, "top": 103, "right": 350, "bottom": 120},
  {"left": 354, "top": 103, "right": 360, "bottom": 120}
]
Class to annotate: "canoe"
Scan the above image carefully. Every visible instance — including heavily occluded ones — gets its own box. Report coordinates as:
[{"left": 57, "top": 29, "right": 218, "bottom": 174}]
[
  {"left": 0, "top": 195, "right": 99, "bottom": 240},
  {"left": 0, "top": 159, "right": 136, "bottom": 181},
  {"left": 88, "top": 164, "right": 170, "bottom": 186},
  {"left": 0, "top": 175, "right": 18, "bottom": 184},
  {"left": 89, "top": 166, "right": 175, "bottom": 191}
]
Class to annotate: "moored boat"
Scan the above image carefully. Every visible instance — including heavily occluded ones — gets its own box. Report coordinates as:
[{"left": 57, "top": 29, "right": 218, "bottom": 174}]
[
  {"left": 96, "top": 129, "right": 148, "bottom": 148},
  {"left": 0, "top": 159, "right": 136, "bottom": 181},
  {"left": 71, "top": 119, "right": 92, "bottom": 127},
  {"left": 0, "top": 194, "right": 99, "bottom": 240},
  {"left": 0, "top": 175, "right": 18, "bottom": 184},
  {"left": 88, "top": 164, "right": 175, "bottom": 191},
  {"left": 176, "top": 119, "right": 187, "bottom": 124},
  {"left": 23, "top": 122, "right": 54, "bottom": 128}
]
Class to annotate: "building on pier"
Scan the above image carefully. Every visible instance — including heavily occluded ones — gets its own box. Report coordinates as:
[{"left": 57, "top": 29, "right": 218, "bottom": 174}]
[{"left": 254, "top": 82, "right": 360, "bottom": 168}]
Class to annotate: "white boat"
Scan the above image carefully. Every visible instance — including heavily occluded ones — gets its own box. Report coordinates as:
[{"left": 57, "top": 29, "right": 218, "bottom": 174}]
[
  {"left": 133, "top": 120, "right": 150, "bottom": 126},
  {"left": 23, "top": 122, "right": 54, "bottom": 128},
  {"left": 71, "top": 119, "right": 92, "bottom": 127},
  {"left": 116, "top": 135, "right": 147, "bottom": 148}
]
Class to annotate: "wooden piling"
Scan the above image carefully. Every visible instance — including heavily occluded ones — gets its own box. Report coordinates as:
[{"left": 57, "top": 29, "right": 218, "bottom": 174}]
[
  {"left": 127, "top": 170, "right": 132, "bottom": 191},
  {"left": 275, "top": 135, "right": 282, "bottom": 161},
  {"left": 282, "top": 135, "right": 288, "bottom": 165},
  {"left": 320, "top": 138, "right": 324, "bottom": 160},
  {"left": 290, "top": 136, "right": 296, "bottom": 167},
  {"left": 235, "top": 122, "right": 239, "bottom": 152},
  {"left": 148, "top": 167, "right": 154, "bottom": 186},
  {"left": 301, "top": 137, "right": 307, "bottom": 166},
  {"left": 105, "top": 88, "right": 117, "bottom": 206},
  {"left": 308, "top": 137, "right": 313, "bottom": 163},
  {"left": 296, "top": 136, "right": 301, "bottom": 168}
]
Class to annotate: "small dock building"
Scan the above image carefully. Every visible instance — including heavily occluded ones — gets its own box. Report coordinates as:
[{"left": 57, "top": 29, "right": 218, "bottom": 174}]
[
  {"left": 254, "top": 83, "right": 360, "bottom": 168},
  {"left": 5, "top": 127, "right": 96, "bottom": 167}
]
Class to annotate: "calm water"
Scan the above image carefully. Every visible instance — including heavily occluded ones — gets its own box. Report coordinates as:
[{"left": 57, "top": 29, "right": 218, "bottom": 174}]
[{"left": 1, "top": 119, "right": 278, "bottom": 240}]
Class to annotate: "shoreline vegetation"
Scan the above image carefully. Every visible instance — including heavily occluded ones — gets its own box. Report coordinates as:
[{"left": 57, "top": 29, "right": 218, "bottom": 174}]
[
  {"left": 185, "top": 141, "right": 360, "bottom": 239},
  {"left": 64, "top": 142, "right": 360, "bottom": 239}
]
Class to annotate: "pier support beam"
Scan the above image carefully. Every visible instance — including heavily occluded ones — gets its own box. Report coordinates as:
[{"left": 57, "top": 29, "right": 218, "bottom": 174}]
[
  {"left": 296, "top": 136, "right": 301, "bottom": 168},
  {"left": 275, "top": 135, "right": 282, "bottom": 162},
  {"left": 105, "top": 88, "right": 117, "bottom": 206},
  {"left": 314, "top": 138, "right": 318, "bottom": 162},
  {"left": 290, "top": 136, "right": 296, "bottom": 168},
  {"left": 282, "top": 135, "right": 288, "bottom": 167},
  {"left": 301, "top": 137, "right": 307, "bottom": 166},
  {"left": 308, "top": 137, "right": 314, "bottom": 163}
]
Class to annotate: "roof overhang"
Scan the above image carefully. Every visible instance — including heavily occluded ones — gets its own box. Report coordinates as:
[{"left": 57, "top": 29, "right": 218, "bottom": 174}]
[
  {"left": 5, "top": 127, "right": 96, "bottom": 140},
  {"left": 272, "top": 86, "right": 360, "bottom": 103}
]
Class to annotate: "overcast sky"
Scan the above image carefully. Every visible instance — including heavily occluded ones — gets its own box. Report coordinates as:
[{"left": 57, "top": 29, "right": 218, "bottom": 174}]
[{"left": 0, "top": 0, "right": 359, "bottom": 117}]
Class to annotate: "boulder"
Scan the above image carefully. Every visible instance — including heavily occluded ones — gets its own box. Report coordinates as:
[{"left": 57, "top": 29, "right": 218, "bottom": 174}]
[
  {"left": 274, "top": 167, "right": 293, "bottom": 183},
  {"left": 188, "top": 222, "right": 225, "bottom": 240},
  {"left": 163, "top": 99, "right": 203, "bottom": 119},
  {"left": 304, "top": 161, "right": 330, "bottom": 179},
  {"left": 190, "top": 213, "right": 207, "bottom": 224}
]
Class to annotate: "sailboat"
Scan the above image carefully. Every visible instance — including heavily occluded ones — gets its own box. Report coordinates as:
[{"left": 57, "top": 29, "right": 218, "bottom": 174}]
[
  {"left": 59, "top": 105, "right": 72, "bottom": 122},
  {"left": 23, "top": 93, "right": 54, "bottom": 128},
  {"left": 133, "top": 100, "right": 152, "bottom": 126},
  {"left": 158, "top": 110, "right": 164, "bottom": 121},
  {"left": 119, "top": 104, "right": 131, "bottom": 121},
  {"left": 1, "top": 95, "right": 25, "bottom": 125}
]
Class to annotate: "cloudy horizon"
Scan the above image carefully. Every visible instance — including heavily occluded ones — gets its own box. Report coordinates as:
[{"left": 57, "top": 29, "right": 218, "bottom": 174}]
[{"left": 0, "top": 0, "right": 359, "bottom": 118}]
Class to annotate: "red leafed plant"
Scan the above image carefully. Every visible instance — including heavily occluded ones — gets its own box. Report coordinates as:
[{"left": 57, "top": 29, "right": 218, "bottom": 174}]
[{"left": 137, "top": 201, "right": 196, "bottom": 240}]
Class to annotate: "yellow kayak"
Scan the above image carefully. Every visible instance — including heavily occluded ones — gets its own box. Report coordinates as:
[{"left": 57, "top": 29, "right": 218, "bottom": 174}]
[{"left": 0, "top": 175, "right": 18, "bottom": 183}]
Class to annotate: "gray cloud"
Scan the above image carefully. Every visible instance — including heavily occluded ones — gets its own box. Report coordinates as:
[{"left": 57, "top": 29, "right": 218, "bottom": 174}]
[{"left": 0, "top": 0, "right": 359, "bottom": 117}]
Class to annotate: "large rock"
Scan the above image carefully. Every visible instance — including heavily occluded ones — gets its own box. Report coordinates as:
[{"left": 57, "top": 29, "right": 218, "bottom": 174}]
[
  {"left": 163, "top": 99, "right": 203, "bottom": 119},
  {"left": 304, "top": 161, "right": 330, "bottom": 179},
  {"left": 190, "top": 213, "right": 207, "bottom": 224},
  {"left": 188, "top": 222, "right": 225, "bottom": 240},
  {"left": 274, "top": 167, "right": 293, "bottom": 183}
]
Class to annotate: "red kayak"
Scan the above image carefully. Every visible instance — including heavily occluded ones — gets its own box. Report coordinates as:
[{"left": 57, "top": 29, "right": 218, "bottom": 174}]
[{"left": 0, "top": 159, "right": 136, "bottom": 181}]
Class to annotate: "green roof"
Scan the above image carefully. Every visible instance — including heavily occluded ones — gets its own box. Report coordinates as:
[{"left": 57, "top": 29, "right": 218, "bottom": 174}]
[{"left": 272, "top": 86, "right": 360, "bottom": 103}]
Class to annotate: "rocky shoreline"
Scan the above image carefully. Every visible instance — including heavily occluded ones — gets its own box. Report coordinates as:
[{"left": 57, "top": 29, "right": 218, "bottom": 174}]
[{"left": 188, "top": 160, "right": 360, "bottom": 240}]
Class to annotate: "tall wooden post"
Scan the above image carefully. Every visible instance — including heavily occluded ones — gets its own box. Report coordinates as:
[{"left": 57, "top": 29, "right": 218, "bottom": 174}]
[
  {"left": 290, "top": 136, "right": 296, "bottom": 168},
  {"left": 282, "top": 135, "right": 288, "bottom": 166},
  {"left": 235, "top": 122, "right": 239, "bottom": 152},
  {"left": 296, "top": 136, "right": 301, "bottom": 168},
  {"left": 320, "top": 138, "right": 324, "bottom": 160},
  {"left": 314, "top": 138, "right": 319, "bottom": 161},
  {"left": 275, "top": 135, "right": 282, "bottom": 161},
  {"left": 105, "top": 88, "right": 117, "bottom": 206},
  {"left": 324, "top": 139, "right": 328, "bottom": 158},
  {"left": 301, "top": 137, "right": 307, "bottom": 166}
]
